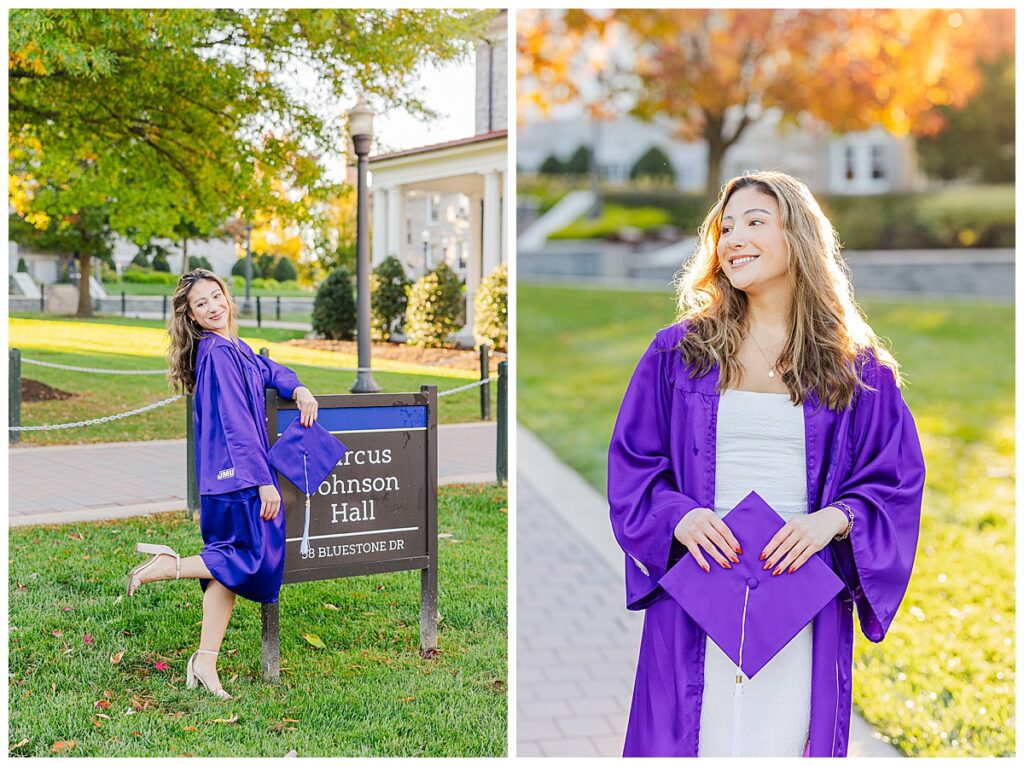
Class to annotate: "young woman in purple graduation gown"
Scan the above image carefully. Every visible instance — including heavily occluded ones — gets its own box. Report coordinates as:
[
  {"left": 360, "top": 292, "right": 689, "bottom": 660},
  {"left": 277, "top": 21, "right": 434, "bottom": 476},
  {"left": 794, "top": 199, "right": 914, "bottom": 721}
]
[
  {"left": 608, "top": 171, "right": 925, "bottom": 756},
  {"left": 124, "top": 269, "right": 319, "bottom": 700}
]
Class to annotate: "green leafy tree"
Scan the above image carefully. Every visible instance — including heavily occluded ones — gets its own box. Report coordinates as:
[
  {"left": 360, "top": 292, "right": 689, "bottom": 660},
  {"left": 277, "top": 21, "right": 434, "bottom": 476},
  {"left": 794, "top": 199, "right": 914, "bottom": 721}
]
[
  {"left": 312, "top": 266, "right": 356, "bottom": 340},
  {"left": 10, "top": 8, "right": 494, "bottom": 314},
  {"left": 404, "top": 262, "right": 464, "bottom": 347},
  {"left": 370, "top": 256, "right": 412, "bottom": 341},
  {"left": 916, "top": 52, "right": 1015, "bottom": 183},
  {"left": 630, "top": 146, "right": 676, "bottom": 183},
  {"left": 473, "top": 263, "right": 507, "bottom": 352}
]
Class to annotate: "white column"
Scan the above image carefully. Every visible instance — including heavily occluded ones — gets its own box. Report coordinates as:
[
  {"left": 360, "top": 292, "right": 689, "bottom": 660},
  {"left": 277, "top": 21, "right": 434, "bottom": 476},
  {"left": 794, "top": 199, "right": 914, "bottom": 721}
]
[
  {"left": 386, "top": 187, "right": 405, "bottom": 263},
  {"left": 482, "top": 170, "right": 501, "bottom": 277},
  {"left": 462, "top": 193, "right": 483, "bottom": 342},
  {"left": 499, "top": 171, "right": 507, "bottom": 267},
  {"left": 372, "top": 188, "right": 387, "bottom": 266}
]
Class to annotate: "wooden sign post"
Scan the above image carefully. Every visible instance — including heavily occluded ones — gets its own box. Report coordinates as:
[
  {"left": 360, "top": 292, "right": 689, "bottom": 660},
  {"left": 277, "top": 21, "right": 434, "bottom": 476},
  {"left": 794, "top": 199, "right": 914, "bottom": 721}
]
[{"left": 260, "top": 386, "right": 439, "bottom": 682}]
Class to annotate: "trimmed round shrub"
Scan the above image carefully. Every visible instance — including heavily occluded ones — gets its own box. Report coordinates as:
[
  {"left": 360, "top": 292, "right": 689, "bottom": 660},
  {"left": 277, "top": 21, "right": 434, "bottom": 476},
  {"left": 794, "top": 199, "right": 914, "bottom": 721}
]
[
  {"left": 130, "top": 250, "right": 151, "bottom": 269},
  {"left": 404, "top": 262, "right": 464, "bottom": 348},
  {"left": 188, "top": 255, "right": 213, "bottom": 271},
  {"left": 473, "top": 263, "right": 507, "bottom": 352},
  {"left": 17, "top": 257, "right": 28, "bottom": 273},
  {"left": 272, "top": 257, "right": 298, "bottom": 282},
  {"left": 312, "top": 266, "right": 356, "bottom": 340},
  {"left": 152, "top": 250, "right": 170, "bottom": 272},
  {"left": 630, "top": 146, "right": 676, "bottom": 183},
  {"left": 370, "top": 256, "right": 411, "bottom": 341}
]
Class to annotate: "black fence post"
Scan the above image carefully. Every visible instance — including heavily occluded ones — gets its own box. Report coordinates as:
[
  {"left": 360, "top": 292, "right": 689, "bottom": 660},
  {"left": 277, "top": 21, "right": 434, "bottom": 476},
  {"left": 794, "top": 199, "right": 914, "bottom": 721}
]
[
  {"left": 276, "top": 295, "right": 281, "bottom": 321},
  {"left": 121, "top": 290, "right": 126, "bottom": 317},
  {"left": 162, "top": 294, "right": 168, "bottom": 322},
  {"left": 185, "top": 394, "right": 198, "bottom": 520},
  {"left": 257, "top": 295, "right": 262, "bottom": 328},
  {"left": 479, "top": 344, "right": 491, "bottom": 421},
  {"left": 10, "top": 349, "right": 21, "bottom": 445},
  {"left": 258, "top": 346, "right": 280, "bottom": 682},
  {"left": 496, "top": 361, "right": 507, "bottom": 485},
  {"left": 39, "top": 283, "right": 45, "bottom": 313}
]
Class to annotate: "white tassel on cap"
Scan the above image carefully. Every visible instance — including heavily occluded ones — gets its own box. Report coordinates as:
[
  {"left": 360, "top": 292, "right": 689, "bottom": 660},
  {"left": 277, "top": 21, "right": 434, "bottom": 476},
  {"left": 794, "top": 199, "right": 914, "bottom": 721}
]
[
  {"left": 732, "top": 584, "right": 751, "bottom": 757},
  {"left": 299, "top": 452, "right": 311, "bottom": 556}
]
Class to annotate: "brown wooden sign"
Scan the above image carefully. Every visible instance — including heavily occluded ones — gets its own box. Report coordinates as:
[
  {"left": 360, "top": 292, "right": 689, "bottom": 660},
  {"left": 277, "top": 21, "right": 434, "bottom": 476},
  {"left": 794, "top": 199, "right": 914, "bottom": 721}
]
[{"left": 260, "top": 386, "right": 439, "bottom": 680}]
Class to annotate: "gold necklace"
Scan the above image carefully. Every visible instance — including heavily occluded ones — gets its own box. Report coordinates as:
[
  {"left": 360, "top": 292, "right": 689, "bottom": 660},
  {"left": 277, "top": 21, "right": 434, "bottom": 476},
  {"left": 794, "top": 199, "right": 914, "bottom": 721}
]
[{"left": 747, "top": 330, "right": 783, "bottom": 378}]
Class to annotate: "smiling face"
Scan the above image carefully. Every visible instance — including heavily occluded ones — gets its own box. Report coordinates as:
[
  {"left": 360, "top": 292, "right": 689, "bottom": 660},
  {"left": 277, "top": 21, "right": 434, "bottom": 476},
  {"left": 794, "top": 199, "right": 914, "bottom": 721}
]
[
  {"left": 187, "top": 278, "right": 231, "bottom": 335},
  {"left": 716, "top": 186, "right": 793, "bottom": 297}
]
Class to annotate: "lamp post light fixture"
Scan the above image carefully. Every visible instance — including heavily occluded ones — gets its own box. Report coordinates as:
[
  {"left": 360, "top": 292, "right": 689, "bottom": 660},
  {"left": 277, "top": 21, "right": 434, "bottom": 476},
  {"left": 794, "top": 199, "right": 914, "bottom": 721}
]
[{"left": 349, "top": 97, "right": 381, "bottom": 394}]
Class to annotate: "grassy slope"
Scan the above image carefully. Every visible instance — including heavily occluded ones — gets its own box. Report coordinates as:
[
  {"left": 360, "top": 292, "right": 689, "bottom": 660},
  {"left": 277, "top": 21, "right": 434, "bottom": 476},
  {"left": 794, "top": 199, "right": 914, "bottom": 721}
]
[
  {"left": 9, "top": 484, "right": 507, "bottom": 757},
  {"left": 518, "top": 284, "right": 1014, "bottom": 757}
]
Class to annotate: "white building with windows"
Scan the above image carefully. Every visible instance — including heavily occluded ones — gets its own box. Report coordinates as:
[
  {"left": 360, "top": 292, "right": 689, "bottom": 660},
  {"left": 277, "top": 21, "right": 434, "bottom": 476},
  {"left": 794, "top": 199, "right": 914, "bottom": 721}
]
[
  {"left": 518, "top": 108, "right": 926, "bottom": 195},
  {"left": 369, "top": 11, "right": 507, "bottom": 344}
]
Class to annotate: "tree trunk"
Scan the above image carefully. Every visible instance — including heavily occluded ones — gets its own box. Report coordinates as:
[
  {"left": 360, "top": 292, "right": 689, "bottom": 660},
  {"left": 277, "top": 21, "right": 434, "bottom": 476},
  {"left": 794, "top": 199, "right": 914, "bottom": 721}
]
[
  {"left": 587, "top": 120, "right": 602, "bottom": 220},
  {"left": 76, "top": 250, "right": 93, "bottom": 318},
  {"left": 704, "top": 136, "right": 726, "bottom": 208}
]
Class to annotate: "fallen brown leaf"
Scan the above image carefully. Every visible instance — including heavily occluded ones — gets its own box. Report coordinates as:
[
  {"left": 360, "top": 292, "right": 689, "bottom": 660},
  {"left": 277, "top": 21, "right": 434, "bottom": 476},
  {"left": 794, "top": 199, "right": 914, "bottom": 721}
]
[
  {"left": 182, "top": 726, "right": 199, "bottom": 733},
  {"left": 50, "top": 740, "right": 76, "bottom": 753},
  {"left": 94, "top": 700, "right": 111, "bottom": 709},
  {"left": 398, "top": 696, "right": 416, "bottom": 703},
  {"left": 110, "top": 650, "right": 125, "bottom": 665},
  {"left": 211, "top": 714, "right": 239, "bottom": 725},
  {"left": 8, "top": 738, "right": 29, "bottom": 752}
]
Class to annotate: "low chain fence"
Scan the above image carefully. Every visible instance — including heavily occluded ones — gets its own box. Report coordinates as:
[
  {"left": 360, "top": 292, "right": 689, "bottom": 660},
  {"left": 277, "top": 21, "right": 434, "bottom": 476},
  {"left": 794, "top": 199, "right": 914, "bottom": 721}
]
[{"left": 9, "top": 345, "right": 508, "bottom": 484}]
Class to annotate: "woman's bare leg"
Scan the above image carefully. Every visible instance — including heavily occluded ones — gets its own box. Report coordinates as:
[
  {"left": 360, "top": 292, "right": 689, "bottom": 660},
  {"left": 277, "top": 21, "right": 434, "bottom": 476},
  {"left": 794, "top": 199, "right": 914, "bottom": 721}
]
[{"left": 193, "top": 579, "right": 236, "bottom": 686}]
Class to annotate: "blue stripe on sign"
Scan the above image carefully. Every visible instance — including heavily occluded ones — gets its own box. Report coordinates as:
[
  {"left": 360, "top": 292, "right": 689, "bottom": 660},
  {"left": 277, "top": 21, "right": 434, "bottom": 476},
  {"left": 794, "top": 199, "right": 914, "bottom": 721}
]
[{"left": 277, "top": 405, "right": 427, "bottom": 435}]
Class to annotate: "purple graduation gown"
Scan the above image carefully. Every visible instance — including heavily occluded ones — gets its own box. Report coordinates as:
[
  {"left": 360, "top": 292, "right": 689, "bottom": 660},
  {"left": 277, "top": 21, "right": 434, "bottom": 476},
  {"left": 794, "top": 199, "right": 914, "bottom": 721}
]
[
  {"left": 608, "top": 323, "right": 925, "bottom": 757},
  {"left": 193, "top": 332, "right": 303, "bottom": 603}
]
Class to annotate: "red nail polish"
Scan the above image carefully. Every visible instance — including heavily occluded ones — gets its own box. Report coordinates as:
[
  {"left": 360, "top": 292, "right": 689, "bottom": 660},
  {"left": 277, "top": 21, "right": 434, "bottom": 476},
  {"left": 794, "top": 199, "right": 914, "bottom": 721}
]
[
  {"left": 787, "top": 565, "right": 796, "bottom": 574},
  {"left": 763, "top": 561, "right": 771, "bottom": 571},
  {"left": 735, "top": 546, "right": 743, "bottom": 555},
  {"left": 723, "top": 562, "right": 731, "bottom": 569},
  {"left": 759, "top": 551, "right": 766, "bottom": 561},
  {"left": 730, "top": 555, "right": 739, "bottom": 564},
  {"left": 772, "top": 567, "right": 782, "bottom": 577}
]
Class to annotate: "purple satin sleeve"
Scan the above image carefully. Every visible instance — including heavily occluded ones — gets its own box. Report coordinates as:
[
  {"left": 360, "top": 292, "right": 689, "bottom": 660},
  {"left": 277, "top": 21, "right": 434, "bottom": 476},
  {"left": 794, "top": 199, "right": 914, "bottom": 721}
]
[
  {"left": 198, "top": 346, "right": 275, "bottom": 492},
  {"left": 251, "top": 352, "right": 303, "bottom": 400},
  {"left": 829, "top": 356, "right": 926, "bottom": 642},
  {"left": 608, "top": 335, "right": 702, "bottom": 607}
]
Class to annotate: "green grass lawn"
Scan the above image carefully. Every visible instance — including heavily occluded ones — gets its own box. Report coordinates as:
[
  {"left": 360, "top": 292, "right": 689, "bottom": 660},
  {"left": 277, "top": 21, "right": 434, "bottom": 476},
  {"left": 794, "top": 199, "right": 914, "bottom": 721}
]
[
  {"left": 10, "top": 316, "right": 492, "bottom": 445},
  {"left": 519, "top": 284, "right": 1014, "bottom": 757},
  {"left": 8, "top": 484, "right": 507, "bottom": 757}
]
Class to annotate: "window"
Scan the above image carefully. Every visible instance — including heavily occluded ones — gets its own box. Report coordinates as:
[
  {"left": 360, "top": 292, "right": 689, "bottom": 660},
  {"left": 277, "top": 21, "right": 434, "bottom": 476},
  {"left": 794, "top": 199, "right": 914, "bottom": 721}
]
[
  {"left": 428, "top": 195, "right": 441, "bottom": 224},
  {"left": 870, "top": 145, "right": 887, "bottom": 180},
  {"left": 406, "top": 218, "right": 412, "bottom": 245},
  {"left": 458, "top": 241, "right": 468, "bottom": 269},
  {"left": 844, "top": 146, "right": 856, "bottom": 181}
]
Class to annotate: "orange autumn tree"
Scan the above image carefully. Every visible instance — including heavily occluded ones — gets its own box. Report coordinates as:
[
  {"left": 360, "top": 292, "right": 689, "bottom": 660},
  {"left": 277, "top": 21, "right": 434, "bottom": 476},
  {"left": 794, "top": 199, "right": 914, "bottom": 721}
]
[{"left": 520, "top": 9, "right": 1013, "bottom": 201}]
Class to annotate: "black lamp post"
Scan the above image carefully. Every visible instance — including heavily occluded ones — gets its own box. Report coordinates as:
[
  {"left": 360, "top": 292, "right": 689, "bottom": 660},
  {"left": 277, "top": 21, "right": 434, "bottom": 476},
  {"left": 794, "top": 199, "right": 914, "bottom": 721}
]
[
  {"left": 349, "top": 97, "right": 381, "bottom": 393},
  {"left": 243, "top": 221, "right": 253, "bottom": 315}
]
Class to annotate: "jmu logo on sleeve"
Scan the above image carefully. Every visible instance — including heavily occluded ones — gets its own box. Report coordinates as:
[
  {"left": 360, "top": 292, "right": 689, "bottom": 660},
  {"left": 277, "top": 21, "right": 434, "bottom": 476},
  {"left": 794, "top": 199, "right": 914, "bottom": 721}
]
[{"left": 217, "top": 467, "right": 235, "bottom": 480}]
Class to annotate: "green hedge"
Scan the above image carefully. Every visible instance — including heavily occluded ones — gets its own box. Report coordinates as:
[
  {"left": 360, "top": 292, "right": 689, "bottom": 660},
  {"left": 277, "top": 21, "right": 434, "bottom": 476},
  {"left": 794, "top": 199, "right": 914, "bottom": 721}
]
[
  {"left": 533, "top": 183, "right": 1014, "bottom": 249},
  {"left": 122, "top": 268, "right": 180, "bottom": 285}
]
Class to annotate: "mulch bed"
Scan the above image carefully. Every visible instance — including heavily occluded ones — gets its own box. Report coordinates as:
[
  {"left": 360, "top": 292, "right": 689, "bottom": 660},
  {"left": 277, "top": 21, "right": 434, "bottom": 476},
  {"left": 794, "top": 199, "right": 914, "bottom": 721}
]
[
  {"left": 285, "top": 338, "right": 505, "bottom": 373},
  {"left": 21, "top": 378, "right": 76, "bottom": 402}
]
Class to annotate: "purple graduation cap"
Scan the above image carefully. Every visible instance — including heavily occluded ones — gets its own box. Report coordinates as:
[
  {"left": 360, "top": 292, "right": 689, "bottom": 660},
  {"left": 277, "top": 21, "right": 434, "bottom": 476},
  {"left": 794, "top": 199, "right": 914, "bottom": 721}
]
[
  {"left": 267, "top": 418, "right": 347, "bottom": 557},
  {"left": 658, "top": 491, "right": 844, "bottom": 755}
]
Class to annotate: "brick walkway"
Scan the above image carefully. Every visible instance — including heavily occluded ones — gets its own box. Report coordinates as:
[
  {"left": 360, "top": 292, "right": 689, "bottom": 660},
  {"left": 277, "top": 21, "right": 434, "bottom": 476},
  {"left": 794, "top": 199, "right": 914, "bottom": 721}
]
[
  {"left": 8, "top": 421, "right": 496, "bottom": 526},
  {"left": 516, "top": 427, "right": 901, "bottom": 757}
]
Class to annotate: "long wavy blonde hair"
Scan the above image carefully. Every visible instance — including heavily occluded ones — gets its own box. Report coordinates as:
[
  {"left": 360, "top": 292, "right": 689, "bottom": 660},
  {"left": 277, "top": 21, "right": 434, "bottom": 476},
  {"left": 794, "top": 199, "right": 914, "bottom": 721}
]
[
  {"left": 167, "top": 269, "right": 239, "bottom": 394},
  {"left": 675, "top": 171, "right": 901, "bottom": 410}
]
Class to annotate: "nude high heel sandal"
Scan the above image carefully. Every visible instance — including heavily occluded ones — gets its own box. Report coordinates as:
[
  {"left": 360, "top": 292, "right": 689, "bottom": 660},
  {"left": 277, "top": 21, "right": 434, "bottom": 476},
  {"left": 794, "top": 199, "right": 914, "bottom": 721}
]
[
  {"left": 126, "top": 543, "right": 180, "bottom": 596},
  {"left": 187, "top": 649, "right": 233, "bottom": 700}
]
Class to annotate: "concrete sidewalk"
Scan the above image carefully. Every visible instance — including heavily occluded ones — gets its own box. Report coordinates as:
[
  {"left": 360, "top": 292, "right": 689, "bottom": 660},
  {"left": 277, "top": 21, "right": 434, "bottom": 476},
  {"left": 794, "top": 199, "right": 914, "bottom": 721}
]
[
  {"left": 516, "top": 427, "right": 900, "bottom": 757},
  {"left": 8, "top": 421, "right": 496, "bottom": 526}
]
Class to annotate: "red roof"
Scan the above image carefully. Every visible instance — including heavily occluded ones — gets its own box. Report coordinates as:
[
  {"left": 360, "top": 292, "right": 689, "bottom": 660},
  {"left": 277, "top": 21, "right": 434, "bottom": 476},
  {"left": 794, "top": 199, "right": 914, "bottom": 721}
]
[{"left": 370, "top": 129, "right": 508, "bottom": 163}]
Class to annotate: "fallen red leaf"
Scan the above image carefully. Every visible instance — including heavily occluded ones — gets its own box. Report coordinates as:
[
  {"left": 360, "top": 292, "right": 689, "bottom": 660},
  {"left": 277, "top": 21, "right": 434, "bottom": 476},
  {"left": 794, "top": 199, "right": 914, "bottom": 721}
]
[
  {"left": 52, "top": 630, "right": 61, "bottom": 637},
  {"left": 154, "top": 661, "right": 169, "bottom": 671},
  {"left": 50, "top": 740, "right": 76, "bottom": 753},
  {"left": 94, "top": 700, "right": 111, "bottom": 709},
  {"left": 83, "top": 634, "right": 94, "bottom": 645}
]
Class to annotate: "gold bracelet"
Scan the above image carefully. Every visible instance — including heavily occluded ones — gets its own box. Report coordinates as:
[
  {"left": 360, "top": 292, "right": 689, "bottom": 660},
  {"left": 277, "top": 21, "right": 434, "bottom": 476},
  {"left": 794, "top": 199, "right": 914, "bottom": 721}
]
[{"left": 831, "top": 500, "right": 854, "bottom": 541}]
